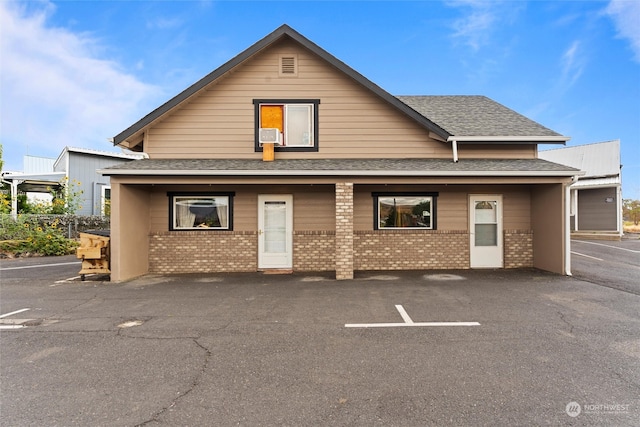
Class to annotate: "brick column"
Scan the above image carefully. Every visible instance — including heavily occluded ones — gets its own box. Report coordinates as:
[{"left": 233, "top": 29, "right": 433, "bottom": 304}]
[{"left": 335, "top": 182, "right": 354, "bottom": 280}]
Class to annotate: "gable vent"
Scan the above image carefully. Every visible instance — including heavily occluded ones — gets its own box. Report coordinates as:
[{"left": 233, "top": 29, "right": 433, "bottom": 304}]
[{"left": 279, "top": 55, "right": 297, "bottom": 76}]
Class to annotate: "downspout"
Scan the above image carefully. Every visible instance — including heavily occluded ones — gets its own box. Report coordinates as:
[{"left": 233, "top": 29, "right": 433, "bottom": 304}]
[
  {"left": 617, "top": 184, "right": 623, "bottom": 237},
  {"left": 451, "top": 139, "right": 459, "bottom": 163},
  {"left": 565, "top": 177, "right": 578, "bottom": 276}
]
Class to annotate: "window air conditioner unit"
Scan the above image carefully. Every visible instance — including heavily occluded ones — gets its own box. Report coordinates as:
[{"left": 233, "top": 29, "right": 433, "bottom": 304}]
[{"left": 259, "top": 128, "right": 283, "bottom": 146}]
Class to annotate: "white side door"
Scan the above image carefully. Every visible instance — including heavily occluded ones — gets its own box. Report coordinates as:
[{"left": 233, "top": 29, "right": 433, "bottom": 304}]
[
  {"left": 258, "top": 195, "right": 293, "bottom": 269},
  {"left": 470, "top": 195, "right": 503, "bottom": 268}
]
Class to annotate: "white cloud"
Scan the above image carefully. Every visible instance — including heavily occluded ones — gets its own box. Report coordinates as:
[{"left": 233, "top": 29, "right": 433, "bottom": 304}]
[
  {"left": 605, "top": 0, "right": 640, "bottom": 62},
  {"left": 146, "top": 16, "right": 183, "bottom": 30},
  {"left": 0, "top": 1, "right": 160, "bottom": 170},
  {"left": 447, "top": 0, "right": 520, "bottom": 52},
  {"left": 561, "top": 40, "right": 585, "bottom": 87},
  {"left": 448, "top": 0, "right": 497, "bottom": 51}
]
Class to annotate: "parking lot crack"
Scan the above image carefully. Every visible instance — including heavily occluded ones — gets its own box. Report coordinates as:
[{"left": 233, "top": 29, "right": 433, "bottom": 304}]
[
  {"left": 135, "top": 338, "right": 211, "bottom": 426},
  {"left": 558, "top": 310, "right": 574, "bottom": 334},
  {"left": 62, "top": 294, "right": 100, "bottom": 315}
]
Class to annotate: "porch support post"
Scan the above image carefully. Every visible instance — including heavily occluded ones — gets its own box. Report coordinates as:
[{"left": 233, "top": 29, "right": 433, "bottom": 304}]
[
  {"left": 10, "top": 179, "right": 22, "bottom": 219},
  {"left": 335, "top": 182, "right": 354, "bottom": 280}
]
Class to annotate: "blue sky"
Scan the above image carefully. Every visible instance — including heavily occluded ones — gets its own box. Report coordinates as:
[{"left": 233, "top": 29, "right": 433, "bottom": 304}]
[{"left": 1, "top": 0, "right": 639, "bottom": 198}]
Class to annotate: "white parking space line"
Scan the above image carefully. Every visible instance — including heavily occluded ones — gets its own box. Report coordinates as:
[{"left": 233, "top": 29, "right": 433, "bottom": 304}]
[
  {"left": 345, "top": 321, "right": 481, "bottom": 328},
  {"left": 345, "top": 304, "right": 480, "bottom": 328},
  {"left": 0, "top": 308, "right": 31, "bottom": 330},
  {"left": 53, "top": 275, "right": 89, "bottom": 284},
  {"left": 0, "top": 308, "right": 30, "bottom": 319},
  {"left": 572, "top": 240, "right": 640, "bottom": 253},
  {"left": 0, "top": 261, "right": 81, "bottom": 271},
  {"left": 395, "top": 305, "right": 414, "bottom": 324},
  {"left": 571, "top": 251, "right": 604, "bottom": 261}
]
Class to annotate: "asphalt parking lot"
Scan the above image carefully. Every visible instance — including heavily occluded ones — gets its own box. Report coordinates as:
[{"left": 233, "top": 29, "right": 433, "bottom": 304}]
[
  {"left": 1, "top": 241, "right": 639, "bottom": 426},
  {"left": 571, "top": 236, "right": 640, "bottom": 295}
]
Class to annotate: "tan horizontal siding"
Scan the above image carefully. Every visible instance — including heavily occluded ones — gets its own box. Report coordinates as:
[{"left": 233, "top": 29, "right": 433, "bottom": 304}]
[
  {"left": 146, "top": 182, "right": 531, "bottom": 234},
  {"left": 145, "top": 40, "right": 452, "bottom": 159},
  {"left": 459, "top": 144, "right": 536, "bottom": 159},
  {"left": 293, "top": 189, "right": 335, "bottom": 231},
  {"left": 353, "top": 184, "right": 531, "bottom": 231},
  {"left": 149, "top": 191, "right": 166, "bottom": 232},
  {"left": 437, "top": 191, "right": 468, "bottom": 230},
  {"left": 148, "top": 184, "right": 336, "bottom": 233},
  {"left": 504, "top": 188, "right": 531, "bottom": 229}
]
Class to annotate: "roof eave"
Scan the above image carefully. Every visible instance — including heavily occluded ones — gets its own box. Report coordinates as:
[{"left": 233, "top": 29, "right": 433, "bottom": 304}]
[
  {"left": 447, "top": 136, "right": 571, "bottom": 144},
  {"left": 99, "top": 168, "right": 582, "bottom": 178}
]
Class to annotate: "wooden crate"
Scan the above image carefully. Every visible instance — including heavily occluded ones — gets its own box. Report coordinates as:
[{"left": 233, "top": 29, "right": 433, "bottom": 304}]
[{"left": 76, "top": 232, "right": 110, "bottom": 277}]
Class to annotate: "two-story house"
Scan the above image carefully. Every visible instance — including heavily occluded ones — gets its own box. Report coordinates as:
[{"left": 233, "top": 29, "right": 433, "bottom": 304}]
[{"left": 102, "top": 25, "right": 580, "bottom": 282}]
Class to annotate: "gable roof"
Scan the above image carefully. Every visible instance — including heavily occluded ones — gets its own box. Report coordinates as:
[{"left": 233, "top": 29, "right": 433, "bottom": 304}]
[
  {"left": 398, "top": 96, "right": 568, "bottom": 143},
  {"left": 113, "top": 25, "right": 569, "bottom": 148},
  {"left": 112, "top": 24, "right": 449, "bottom": 147},
  {"left": 53, "top": 146, "right": 144, "bottom": 169}
]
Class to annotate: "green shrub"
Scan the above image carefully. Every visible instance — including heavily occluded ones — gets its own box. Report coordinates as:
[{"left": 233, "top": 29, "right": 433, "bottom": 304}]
[{"left": 0, "top": 215, "right": 79, "bottom": 256}]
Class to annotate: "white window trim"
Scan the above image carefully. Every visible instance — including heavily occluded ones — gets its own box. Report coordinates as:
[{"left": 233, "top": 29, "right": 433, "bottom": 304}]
[
  {"left": 101, "top": 186, "right": 111, "bottom": 217},
  {"left": 283, "top": 103, "right": 314, "bottom": 147}
]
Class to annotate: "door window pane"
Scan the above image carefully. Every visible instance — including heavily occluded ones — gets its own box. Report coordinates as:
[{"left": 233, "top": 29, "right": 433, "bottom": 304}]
[
  {"left": 474, "top": 200, "right": 497, "bottom": 246},
  {"left": 264, "top": 201, "right": 286, "bottom": 253},
  {"left": 475, "top": 224, "right": 497, "bottom": 246},
  {"left": 474, "top": 201, "right": 497, "bottom": 222}
]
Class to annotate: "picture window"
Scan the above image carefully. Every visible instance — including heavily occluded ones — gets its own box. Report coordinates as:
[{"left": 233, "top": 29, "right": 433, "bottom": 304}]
[
  {"left": 168, "top": 192, "right": 234, "bottom": 231},
  {"left": 373, "top": 192, "right": 438, "bottom": 230}
]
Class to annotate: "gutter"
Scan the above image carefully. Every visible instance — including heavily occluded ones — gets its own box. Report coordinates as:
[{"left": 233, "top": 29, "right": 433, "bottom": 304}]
[{"left": 447, "top": 136, "right": 571, "bottom": 144}]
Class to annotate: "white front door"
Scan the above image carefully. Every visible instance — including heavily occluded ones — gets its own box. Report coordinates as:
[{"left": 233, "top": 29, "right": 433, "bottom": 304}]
[
  {"left": 470, "top": 195, "right": 503, "bottom": 268},
  {"left": 258, "top": 195, "right": 293, "bottom": 269}
]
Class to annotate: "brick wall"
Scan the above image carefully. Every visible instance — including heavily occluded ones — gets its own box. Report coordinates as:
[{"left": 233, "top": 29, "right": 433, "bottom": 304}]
[
  {"left": 354, "top": 230, "right": 469, "bottom": 270},
  {"left": 149, "top": 231, "right": 257, "bottom": 274},
  {"left": 504, "top": 229, "right": 533, "bottom": 268},
  {"left": 335, "top": 183, "right": 354, "bottom": 279},
  {"left": 148, "top": 229, "right": 533, "bottom": 274},
  {"left": 293, "top": 231, "right": 335, "bottom": 271}
]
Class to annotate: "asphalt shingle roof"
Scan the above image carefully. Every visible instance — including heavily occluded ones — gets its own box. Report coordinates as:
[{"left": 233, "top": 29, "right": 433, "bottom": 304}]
[
  {"left": 397, "top": 96, "right": 563, "bottom": 138},
  {"left": 101, "top": 158, "right": 579, "bottom": 176}
]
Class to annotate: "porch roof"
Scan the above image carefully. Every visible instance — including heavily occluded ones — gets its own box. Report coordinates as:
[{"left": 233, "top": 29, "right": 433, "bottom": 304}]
[{"left": 100, "top": 158, "right": 581, "bottom": 177}]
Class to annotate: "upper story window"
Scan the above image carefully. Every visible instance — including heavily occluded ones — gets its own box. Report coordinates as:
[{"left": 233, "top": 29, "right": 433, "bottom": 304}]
[{"left": 254, "top": 99, "right": 319, "bottom": 152}]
